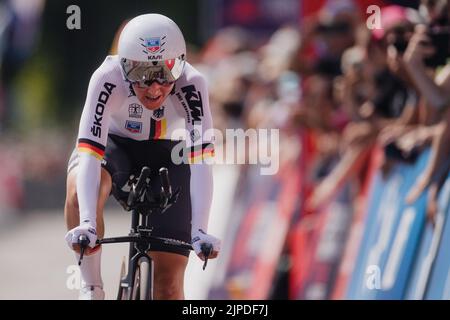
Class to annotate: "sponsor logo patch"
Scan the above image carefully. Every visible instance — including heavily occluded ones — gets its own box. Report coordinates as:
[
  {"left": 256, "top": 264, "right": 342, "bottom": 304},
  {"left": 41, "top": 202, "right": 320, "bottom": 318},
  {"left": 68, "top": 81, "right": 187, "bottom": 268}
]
[
  {"left": 90, "top": 82, "right": 116, "bottom": 138},
  {"left": 125, "top": 120, "right": 142, "bottom": 134},
  {"left": 152, "top": 106, "right": 165, "bottom": 120},
  {"left": 145, "top": 37, "right": 161, "bottom": 53},
  {"left": 181, "top": 85, "right": 203, "bottom": 124},
  {"left": 140, "top": 36, "right": 166, "bottom": 60},
  {"left": 128, "top": 103, "right": 143, "bottom": 118}
]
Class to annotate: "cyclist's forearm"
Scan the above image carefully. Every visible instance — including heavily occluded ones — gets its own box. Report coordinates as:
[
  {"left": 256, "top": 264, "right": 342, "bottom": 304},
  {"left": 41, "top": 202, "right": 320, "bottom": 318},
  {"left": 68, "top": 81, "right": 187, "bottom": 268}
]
[
  {"left": 77, "top": 154, "right": 102, "bottom": 228},
  {"left": 190, "top": 163, "right": 213, "bottom": 233}
]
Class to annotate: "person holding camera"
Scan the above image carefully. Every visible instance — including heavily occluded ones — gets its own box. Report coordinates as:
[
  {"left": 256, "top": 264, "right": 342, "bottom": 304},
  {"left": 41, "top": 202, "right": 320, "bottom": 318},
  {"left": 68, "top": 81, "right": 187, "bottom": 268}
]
[
  {"left": 404, "top": 0, "right": 450, "bottom": 112},
  {"left": 402, "top": 0, "right": 450, "bottom": 222}
]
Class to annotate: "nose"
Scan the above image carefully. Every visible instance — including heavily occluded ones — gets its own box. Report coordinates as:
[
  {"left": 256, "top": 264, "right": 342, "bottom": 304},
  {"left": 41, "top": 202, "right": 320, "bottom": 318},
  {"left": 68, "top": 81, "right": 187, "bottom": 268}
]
[{"left": 145, "top": 81, "right": 162, "bottom": 93}]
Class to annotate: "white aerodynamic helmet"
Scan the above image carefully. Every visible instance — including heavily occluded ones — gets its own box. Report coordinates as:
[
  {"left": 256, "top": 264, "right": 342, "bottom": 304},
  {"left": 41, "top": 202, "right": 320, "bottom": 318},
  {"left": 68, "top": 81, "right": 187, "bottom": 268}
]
[{"left": 118, "top": 14, "right": 186, "bottom": 84}]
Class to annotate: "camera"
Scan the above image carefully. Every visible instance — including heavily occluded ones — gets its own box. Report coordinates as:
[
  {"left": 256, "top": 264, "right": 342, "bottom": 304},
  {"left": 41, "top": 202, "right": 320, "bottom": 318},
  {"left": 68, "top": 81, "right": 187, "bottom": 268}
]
[
  {"left": 420, "top": 0, "right": 450, "bottom": 67},
  {"left": 422, "top": 22, "right": 450, "bottom": 67},
  {"left": 386, "top": 22, "right": 415, "bottom": 54},
  {"left": 384, "top": 141, "right": 420, "bottom": 164},
  {"left": 390, "top": 20, "right": 450, "bottom": 68},
  {"left": 387, "top": 1, "right": 450, "bottom": 68}
]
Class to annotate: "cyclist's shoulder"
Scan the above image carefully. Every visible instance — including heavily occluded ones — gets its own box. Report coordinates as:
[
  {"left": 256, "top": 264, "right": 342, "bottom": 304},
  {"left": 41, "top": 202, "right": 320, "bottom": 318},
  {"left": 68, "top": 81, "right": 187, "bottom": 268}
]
[
  {"left": 91, "top": 55, "right": 123, "bottom": 81},
  {"left": 89, "top": 55, "right": 128, "bottom": 98},
  {"left": 177, "top": 62, "right": 208, "bottom": 89}
]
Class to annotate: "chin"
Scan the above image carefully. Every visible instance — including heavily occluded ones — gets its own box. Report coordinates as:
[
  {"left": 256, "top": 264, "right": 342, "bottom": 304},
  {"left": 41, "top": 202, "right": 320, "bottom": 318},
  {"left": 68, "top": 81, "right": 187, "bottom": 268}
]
[
  {"left": 143, "top": 103, "right": 163, "bottom": 110},
  {"left": 138, "top": 96, "right": 165, "bottom": 110}
]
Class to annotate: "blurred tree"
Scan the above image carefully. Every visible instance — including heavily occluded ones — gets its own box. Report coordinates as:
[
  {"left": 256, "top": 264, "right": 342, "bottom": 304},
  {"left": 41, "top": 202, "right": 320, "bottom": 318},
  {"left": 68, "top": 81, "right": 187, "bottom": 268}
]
[
  {"left": 0, "top": 0, "right": 45, "bottom": 132},
  {"left": 10, "top": 0, "right": 200, "bottom": 132}
]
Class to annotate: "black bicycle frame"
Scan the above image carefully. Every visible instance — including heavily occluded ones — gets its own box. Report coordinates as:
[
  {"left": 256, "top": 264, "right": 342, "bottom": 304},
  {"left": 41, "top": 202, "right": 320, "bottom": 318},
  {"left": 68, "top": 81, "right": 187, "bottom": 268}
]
[
  {"left": 91, "top": 167, "right": 196, "bottom": 300},
  {"left": 99, "top": 207, "right": 156, "bottom": 299}
]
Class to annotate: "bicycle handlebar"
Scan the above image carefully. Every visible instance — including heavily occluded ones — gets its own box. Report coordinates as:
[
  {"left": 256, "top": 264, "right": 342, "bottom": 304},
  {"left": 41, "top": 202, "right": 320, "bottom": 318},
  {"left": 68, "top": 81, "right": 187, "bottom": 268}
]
[
  {"left": 95, "top": 236, "right": 214, "bottom": 270},
  {"left": 127, "top": 167, "right": 150, "bottom": 207},
  {"left": 78, "top": 166, "right": 211, "bottom": 271},
  {"left": 159, "top": 168, "right": 172, "bottom": 197},
  {"left": 96, "top": 235, "right": 192, "bottom": 250}
]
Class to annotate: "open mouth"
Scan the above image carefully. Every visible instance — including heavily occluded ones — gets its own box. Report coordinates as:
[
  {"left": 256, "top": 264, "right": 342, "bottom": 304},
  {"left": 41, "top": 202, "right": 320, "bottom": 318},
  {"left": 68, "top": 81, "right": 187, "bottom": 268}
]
[{"left": 145, "top": 95, "right": 162, "bottom": 102}]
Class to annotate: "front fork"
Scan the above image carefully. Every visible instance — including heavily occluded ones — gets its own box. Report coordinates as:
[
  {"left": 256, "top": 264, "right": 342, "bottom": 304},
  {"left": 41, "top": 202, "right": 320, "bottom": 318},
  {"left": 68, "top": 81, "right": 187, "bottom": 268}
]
[{"left": 119, "top": 209, "right": 153, "bottom": 300}]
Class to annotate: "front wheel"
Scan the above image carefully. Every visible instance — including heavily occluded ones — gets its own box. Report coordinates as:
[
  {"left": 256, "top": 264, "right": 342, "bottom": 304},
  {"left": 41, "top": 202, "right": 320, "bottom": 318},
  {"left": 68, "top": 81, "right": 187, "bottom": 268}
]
[{"left": 131, "top": 257, "right": 152, "bottom": 300}]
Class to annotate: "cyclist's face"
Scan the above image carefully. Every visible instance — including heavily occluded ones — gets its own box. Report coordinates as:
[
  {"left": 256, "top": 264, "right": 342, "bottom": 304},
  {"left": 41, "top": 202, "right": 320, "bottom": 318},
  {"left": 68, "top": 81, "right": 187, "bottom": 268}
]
[{"left": 133, "top": 81, "right": 174, "bottom": 110}]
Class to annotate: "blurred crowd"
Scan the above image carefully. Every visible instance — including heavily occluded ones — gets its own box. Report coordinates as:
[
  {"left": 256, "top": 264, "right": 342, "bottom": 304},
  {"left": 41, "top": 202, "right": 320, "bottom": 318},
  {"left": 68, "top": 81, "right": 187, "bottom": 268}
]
[
  {"left": 191, "top": 0, "right": 450, "bottom": 299},
  {"left": 193, "top": 0, "right": 450, "bottom": 225}
]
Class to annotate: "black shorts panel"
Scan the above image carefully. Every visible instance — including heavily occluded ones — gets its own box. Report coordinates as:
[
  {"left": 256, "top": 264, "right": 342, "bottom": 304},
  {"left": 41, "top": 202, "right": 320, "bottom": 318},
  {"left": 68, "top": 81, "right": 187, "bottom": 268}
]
[{"left": 103, "top": 134, "right": 192, "bottom": 257}]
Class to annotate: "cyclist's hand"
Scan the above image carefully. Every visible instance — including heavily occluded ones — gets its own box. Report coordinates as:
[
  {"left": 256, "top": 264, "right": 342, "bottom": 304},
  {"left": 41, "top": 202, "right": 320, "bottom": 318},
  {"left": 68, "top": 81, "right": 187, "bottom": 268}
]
[
  {"left": 65, "top": 222, "right": 98, "bottom": 253},
  {"left": 192, "top": 229, "right": 221, "bottom": 261}
]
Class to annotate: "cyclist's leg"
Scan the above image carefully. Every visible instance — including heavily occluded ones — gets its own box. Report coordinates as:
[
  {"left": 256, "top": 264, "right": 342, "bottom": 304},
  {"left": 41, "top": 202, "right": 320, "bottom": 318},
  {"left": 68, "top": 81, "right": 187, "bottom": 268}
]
[
  {"left": 122, "top": 139, "right": 192, "bottom": 299},
  {"left": 149, "top": 251, "right": 189, "bottom": 300},
  {"left": 143, "top": 149, "right": 192, "bottom": 300}
]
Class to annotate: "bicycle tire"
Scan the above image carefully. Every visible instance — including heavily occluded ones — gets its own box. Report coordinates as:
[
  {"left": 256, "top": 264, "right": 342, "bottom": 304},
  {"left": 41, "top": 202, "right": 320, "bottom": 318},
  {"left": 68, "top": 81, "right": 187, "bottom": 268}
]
[
  {"left": 138, "top": 257, "right": 152, "bottom": 300},
  {"left": 131, "top": 257, "right": 152, "bottom": 300}
]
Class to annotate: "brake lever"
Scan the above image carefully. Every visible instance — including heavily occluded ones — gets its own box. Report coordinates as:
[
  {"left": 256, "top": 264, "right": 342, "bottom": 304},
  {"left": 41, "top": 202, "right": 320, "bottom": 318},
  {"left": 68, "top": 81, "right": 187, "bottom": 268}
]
[
  {"left": 78, "top": 234, "right": 90, "bottom": 266},
  {"left": 201, "top": 243, "right": 213, "bottom": 271},
  {"left": 159, "top": 192, "right": 169, "bottom": 209},
  {"left": 159, "top": 187, "right": 181, "bottom": 214},
  {"left": 127, "top": 167, "right": 150, "bottom": 208},
  {"left": 170, "top": 187, "right": 181, "bottom": 204}
]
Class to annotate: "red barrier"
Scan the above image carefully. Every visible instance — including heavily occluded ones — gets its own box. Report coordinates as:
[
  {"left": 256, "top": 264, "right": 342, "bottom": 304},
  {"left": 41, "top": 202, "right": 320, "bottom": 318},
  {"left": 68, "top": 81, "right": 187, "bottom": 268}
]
[
  {"left": 288, "top": 131, "right": 378, "bottom": 299},
  {"left": 247, "top": 162, "right": 301, "bottom": 299}
]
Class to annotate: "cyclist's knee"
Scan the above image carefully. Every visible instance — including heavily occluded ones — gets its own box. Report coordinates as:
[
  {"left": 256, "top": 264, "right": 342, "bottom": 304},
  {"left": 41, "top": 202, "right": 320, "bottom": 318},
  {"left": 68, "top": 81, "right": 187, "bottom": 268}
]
[
  {"left": 153, "top": 271, "right": 183, "bottom": 299},
  {"left": 151, "top": 252, "right": 187, "bottom": 300}
]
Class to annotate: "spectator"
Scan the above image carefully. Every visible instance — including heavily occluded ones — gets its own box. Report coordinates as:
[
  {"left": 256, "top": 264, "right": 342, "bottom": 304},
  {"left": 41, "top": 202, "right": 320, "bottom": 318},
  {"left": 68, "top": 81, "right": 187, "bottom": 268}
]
[{"left": 402, "top": 0, "right": 450, "bottom": 222}]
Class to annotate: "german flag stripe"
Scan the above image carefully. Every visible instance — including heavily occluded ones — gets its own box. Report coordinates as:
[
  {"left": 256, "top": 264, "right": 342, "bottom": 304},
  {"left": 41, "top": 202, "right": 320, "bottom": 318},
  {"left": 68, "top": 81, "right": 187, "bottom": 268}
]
[
  {"left": 77, "top": 138, "right": 105, "bottom": 160},
  {"left": 188, "top": 143, "right": 214, "bottom": 156},
  {"left": 159, "top": 119, "right": 167, "bottom": 138},
  {"left": 189, "top": 143, "right": 214, "bottom": 152},
  {"left": 190, "top": 148, "right": 214, "bottom": 158},
  {"left": 78, "top": 148, "right": 104, "bottom": 160},
  {"left": 149, "top": 118, "right": 156, "bottom": 139},
  {"left": 150, "top": 119, "right": 167, "bottom": 139},
  {"left": 155, "top": 119, "right": 161, "bottom": 138},
  {"left": 189, "top": 149, "right": 215, "bottom": 164},
  {"left": 188, "top": 143, "right": 215, "bottom": 164},
  {"left": 78, "top": 138, "right": 105, "bottom": 152},
  {"left": 78, "top": 143, "right": 104, "bottom": 156}
]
